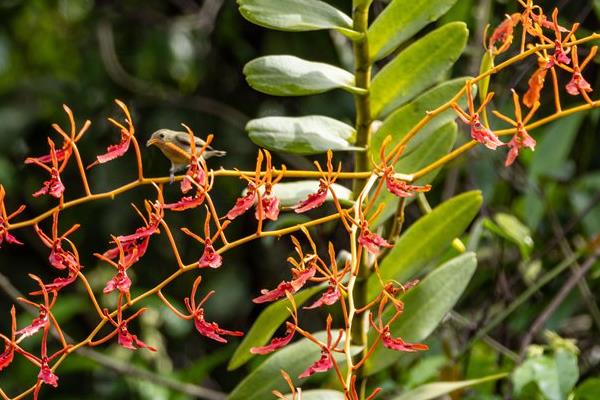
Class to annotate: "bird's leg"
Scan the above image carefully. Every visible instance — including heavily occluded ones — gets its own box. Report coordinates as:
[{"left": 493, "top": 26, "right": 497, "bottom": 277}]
[{"left": 169, "top": 164, "right": 175, "bottom": 184}]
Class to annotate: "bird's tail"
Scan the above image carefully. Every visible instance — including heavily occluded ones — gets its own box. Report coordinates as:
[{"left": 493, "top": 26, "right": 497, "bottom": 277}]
[{"left": 205, "top": 150, "right": 227, "bottom": 159}]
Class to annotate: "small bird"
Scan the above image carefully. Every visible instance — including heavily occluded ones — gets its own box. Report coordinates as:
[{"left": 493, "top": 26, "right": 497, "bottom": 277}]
[{"left": 146, "top": 129, "right": 226, "bottom": 182}]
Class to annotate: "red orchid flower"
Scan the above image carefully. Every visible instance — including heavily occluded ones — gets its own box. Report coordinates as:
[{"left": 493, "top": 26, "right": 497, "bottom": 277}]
[
  {"left": 253, "top": 264, "right": 316, "bottom": 303},
  {"left": 29, "top": 138, "right": 65, "bottom": 199},
  {"left": 376, "top": 138, "right": 432, "bottom": 200},
  {"left": 369, "top": 285, "right": 428, "bottom": 354},
  {"left": 103, "top": 200, "right": 163, "bottom": 264},
  {"left": 385, "top": 177, "right": 431, "bottom": 198},
  {"left": 304, "top": 284, "right": 341, "bottom": 310},
  {"left": 523, "top": 58, "right": 549, "bottom": 108},
  {"left": 158, "top": 276, "right": 243, "bottom": 343},
  {"left": 88, "top": 100, "right": 136, "bottom": 167},
  {"left": 492, "top": 90, "right": 539, "bottom": 166},
  {"left": 96, "top": 237, "right": 137, "bottom": 295},
  {"left": 452, "top": 87, "right": 504, "bottom": 150},
  {"left": 226, "top": 150, "right": 284, "bottom": 223},
  {"left": 163, "top": 194, "right": 206, "bottom": 211},
  {"left": 226, "top": 183, "right": 257, "bottom": 219},
  {"left": 358, "top": 222, "right": 393, "bottom": 255},
  {"left": 298, "top": 315, "right": 342, "bottom": 379},
  {"left": 34, "top": 212, "right": 80, "bottom": 271},
  {"left": 25, "top": 105, "right": 90, "bottom": 170},
  {"left": 487, "top": 13, "right": 521, "bottom": 55},
  {"left": 251, "top": 326, "right": 296, "bottom": 354},
  {"left": 564, "top": 44, "right": 596, "bottom": 102},
  {"left": 177, "top": 127, "right": 211, "bottom": 194},
  {"left": 93, "top": 297, "right": 156, "bottom": 352},
  {"left": 0, "top": 185, "right": 26, "bottom": 247},
  {"left": 380, "top": 326, "right": 429, "bottom": 352},
  {"left": 16, "top": 278, "right": 57, "bottom": 340},
  {"left": 304, "top": 243, "right": 348, "bottom": 310},
  {"left": 299, "top": 350, "right": 334, "bottom": 378},
  {"left": 292, "top": 181, "right": 328, "bottom": 213},
  {"left": 0, "top": 306, "right": 17, "bottom": 371},
  {"left": 292, "top": 150, "right": 340, "bottom": 213},
  {"left": 31, "top": 212, "right": 82, "bottom": 293},
  {"left": 181, "top": 209, "right": 229, "bottom": 270}
]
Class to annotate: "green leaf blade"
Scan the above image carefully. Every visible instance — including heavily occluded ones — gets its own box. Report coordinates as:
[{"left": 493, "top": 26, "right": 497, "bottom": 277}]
[
  {"left": 246, "top": 115, "right": 361, "bottom": 154},
  {"left": 391, "top": 373, "right": 507, "bottom": 400},
  {"left": 228, "top": 286, "right": 324, "bottom": 371},
  {"left": 244, "top": 55, "right": 356, "bottom": 96},
  {"left": 368, "top": 191, "right": 482, "bottom": 298},
  {"left": 369, "top": 121, "right": 458, "bottom": 227},
  {"left": 368, "top": 0, "right": 458, "bottom": 61},
  {"left": 366, "top": 252, "right": 478, "bottom": 375},
  {"left": 370, "top": 22, "right": 469, "bottom": 118},
  {"left": 237, "top": 0, "right": 354, "bottom": 33}
]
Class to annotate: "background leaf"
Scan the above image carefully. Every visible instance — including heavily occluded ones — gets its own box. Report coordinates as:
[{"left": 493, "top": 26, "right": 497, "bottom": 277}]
[
  {"left": 370, "top": 22, "right": 468, "bottom": 118},
  {"left": 244, "top": 55, "right": 357, "bottom": 96},
  {"left": 246, "top": 115, "right": 360, "bottom": 154},
  {"left": 271, "top": 181, "right": 353, "bottom": 206},
  {"left": 391, "top": 373, "right": 507, "bottom": 400},
  {"left": 365, "top": 252, "right": 478, "bottom": 375}
]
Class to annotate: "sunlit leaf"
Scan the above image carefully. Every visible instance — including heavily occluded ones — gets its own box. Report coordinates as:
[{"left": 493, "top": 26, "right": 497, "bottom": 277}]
[
  {"left": 370, "top": 22, "right": 468, "bottom": 118},
  {"left": 368, "top": 0, "right": 458, "bottom": 61},
  {"left": 244, "top": 56, "right": 360, "bottom": 97},
  {"left": 370, "top": 78, "right": 469, "bottom": 160},
  {"left": 237, "top": 0, "right": 357, "bottom": 37},
  {"left": 246, "top": 115, "right": 361, "bottom": 154}
]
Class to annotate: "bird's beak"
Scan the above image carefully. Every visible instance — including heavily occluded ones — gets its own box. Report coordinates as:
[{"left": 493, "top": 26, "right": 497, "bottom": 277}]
[{"left": 146, "top": 138, "right": 159, "bottom": 147}]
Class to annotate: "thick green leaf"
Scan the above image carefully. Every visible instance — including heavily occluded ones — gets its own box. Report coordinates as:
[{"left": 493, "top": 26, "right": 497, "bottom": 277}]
[
  {"left": 368, "top": 0, "right": 458, "bottom": 61},
  {"left": 271, "top": 181, "right": 353, "bottom": 206},
  {"left": 237, "top": 0, "right": 356, "bottom": 37},
  {"left": 228, "top": 286, "right": 324, "bottom": 370},
  {"left": 246, "top": 115, "right": 361, "bottom": 154},
  {"left": 370, "top": 78, "right": 468, "bottom": 161},
  {"left": 367, "top": 191, "right": 482, "bottom": 297},
  {"left": 391, "top": 373, "right": 507, "bottom": 400},
  {"left": 370, "top": 122, "right": 457, "bottom": 227},
  {"left": 484, "top": 213, "right": 534, "bottom": 258},
  {"left": 370, "top": 22, "right": 468, "bottom": 118},
  {"left": 365, "top": 253, "right": 478, "bottom": 375},
  {"left": 244, "top": 56, "right": 358, "bottom": 96},
  {"left": 228, "top": 333, "right": 361, "bottom": 400}
]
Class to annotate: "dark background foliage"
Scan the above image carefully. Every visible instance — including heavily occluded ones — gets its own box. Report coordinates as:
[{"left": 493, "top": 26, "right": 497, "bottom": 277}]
[{"left": 0, "top": 0, "right": 599, "bottom": 398}]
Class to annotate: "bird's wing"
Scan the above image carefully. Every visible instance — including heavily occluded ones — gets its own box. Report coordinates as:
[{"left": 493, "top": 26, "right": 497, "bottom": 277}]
[{"left": 173, "top": 132, "right": 213, "bottom": 150}]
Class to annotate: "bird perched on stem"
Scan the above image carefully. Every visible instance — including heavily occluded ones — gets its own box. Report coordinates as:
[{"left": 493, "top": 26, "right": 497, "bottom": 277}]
[{"left": 146, "top": 129, "right": 226, "bottom": 183}]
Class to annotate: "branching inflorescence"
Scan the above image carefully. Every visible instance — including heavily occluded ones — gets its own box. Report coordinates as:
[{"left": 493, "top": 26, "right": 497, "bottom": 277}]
[{"left": 0, "top": 2, "right": 599, "bottom": 399}]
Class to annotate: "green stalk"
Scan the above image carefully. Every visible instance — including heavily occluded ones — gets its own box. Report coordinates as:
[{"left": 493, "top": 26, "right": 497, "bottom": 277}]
[{"left": 351, "top": 2, "right": 372, "bottom": 398}]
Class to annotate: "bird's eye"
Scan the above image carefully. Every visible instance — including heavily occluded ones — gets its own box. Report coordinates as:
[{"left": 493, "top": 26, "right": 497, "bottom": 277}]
[{"left": 159, "top": 133, "right": 165, "bottom": 139}]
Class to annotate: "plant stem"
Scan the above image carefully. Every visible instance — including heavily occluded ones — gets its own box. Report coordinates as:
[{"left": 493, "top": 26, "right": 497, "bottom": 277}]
[{"left": 351, "top": 2, "right": 372, "bottom": 398}]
